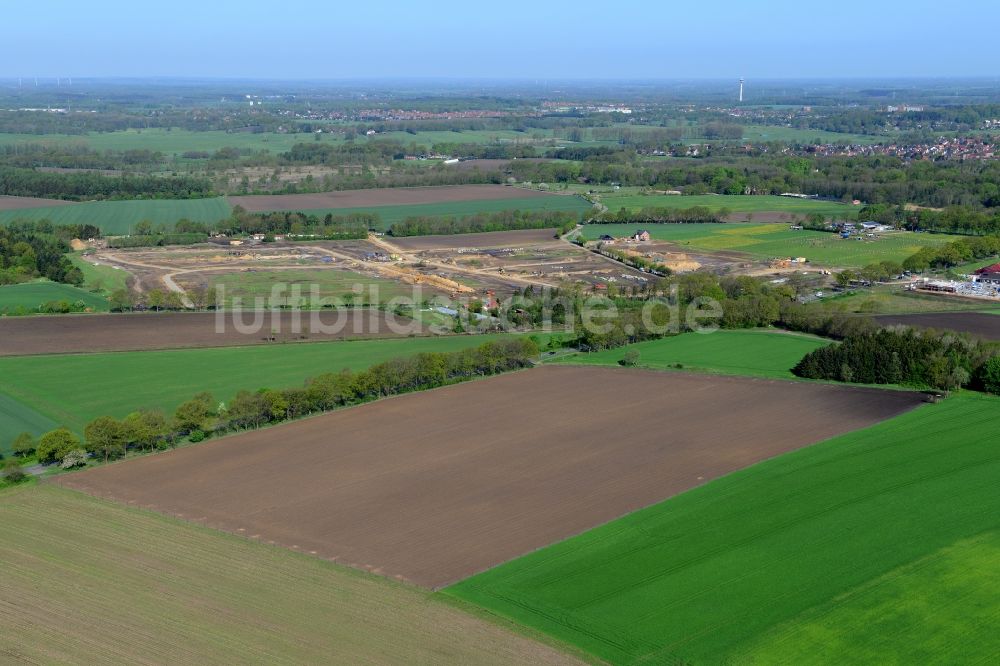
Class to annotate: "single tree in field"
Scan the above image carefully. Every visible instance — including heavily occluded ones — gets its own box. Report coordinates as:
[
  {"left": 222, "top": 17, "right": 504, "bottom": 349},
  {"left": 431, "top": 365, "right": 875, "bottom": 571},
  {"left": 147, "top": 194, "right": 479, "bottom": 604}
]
[{"left": 11, "top": 432, "right": 36, "bottom": 458}]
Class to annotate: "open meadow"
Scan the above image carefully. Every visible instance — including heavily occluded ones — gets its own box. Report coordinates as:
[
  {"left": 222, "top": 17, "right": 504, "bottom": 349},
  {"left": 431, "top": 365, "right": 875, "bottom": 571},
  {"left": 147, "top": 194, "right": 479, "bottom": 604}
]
[
  {"left": 0, "top": 485, "right": 580, "bottom": 665},
  {"left": 553, "top": 329, "right": 827, "bottom": 379},
  {"left": 582, "top": 222, "right": 950, "bottom": 267},
  {"left": 0, "top": 197, "right": 232, "bottom": 235},
  {"left": 447, "top": 392, "right": 1000, "bottom": 665},
  {"left": 0, "top": 281, "right": 108, "bottom": 312},
  {"left": 55, "top": 365, "right": 922, "bottom": 589}
]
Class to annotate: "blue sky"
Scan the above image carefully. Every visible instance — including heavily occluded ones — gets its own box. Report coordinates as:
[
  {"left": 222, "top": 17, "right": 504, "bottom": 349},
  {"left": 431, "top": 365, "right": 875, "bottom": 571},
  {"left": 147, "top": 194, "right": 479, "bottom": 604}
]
[{"left": 2, "top": 0, "right": 996, "bottom": 79}]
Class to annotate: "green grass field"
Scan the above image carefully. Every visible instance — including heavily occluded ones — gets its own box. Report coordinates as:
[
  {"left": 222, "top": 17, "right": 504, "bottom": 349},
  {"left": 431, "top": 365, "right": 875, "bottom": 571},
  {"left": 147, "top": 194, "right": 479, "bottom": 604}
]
[
  {"left": 259, "top": 195, "right": 594, "bottom": 230},
  {"left": 552, "top": 330, "right": 826, "bottom": 379},
  {"left": 0, "top": 333, "right": 538, "bottom": 447},
  {"left": 208, "top": 269, "right": 414, "bottom": 306},
  {"left": 599, "top": 193, "right": 854, "bottom": 218},
  {"left": 68, "top": 253, "right": 130, "bottom": 295},
  {"left": 0, "top": 391, "right": 58, "bottom": 453},
  {"left": 0, "top": 197, "right": 232, "bottom": 235},
  {"left": 0, "top": 484, "right": 578, "bottom": 665},
  {"left": 582, "top": 222, "right": 950, "bottom": 267},
  {"left": 0, "top": 281, "right": 108, "bottom": 312},
  {"left": 446, "top": 391, "right": 1000, "bottom": 665}
]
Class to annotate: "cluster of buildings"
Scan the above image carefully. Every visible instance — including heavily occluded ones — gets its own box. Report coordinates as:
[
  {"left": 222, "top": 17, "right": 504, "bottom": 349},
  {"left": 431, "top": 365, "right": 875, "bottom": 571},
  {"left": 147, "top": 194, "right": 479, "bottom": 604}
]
[
  {"left": 913, "top": 264, "right": 1000, "bottom": 299},
  {"left": 805, "top": 136, "right": 997, "bottom": 161}
]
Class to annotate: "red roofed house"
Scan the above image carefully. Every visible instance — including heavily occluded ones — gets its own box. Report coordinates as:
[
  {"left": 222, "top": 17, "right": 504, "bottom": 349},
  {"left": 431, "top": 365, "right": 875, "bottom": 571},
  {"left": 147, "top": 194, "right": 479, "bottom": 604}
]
[{"left": 973, "top": 263, "right": 1000, "bottom": 285}]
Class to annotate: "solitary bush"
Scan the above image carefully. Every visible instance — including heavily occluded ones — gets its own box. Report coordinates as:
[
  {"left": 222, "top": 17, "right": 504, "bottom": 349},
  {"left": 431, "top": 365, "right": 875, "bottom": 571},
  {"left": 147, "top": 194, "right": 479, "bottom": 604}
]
[
  {"left": 2, "top": 460, "right": 26, "bottom": 483},
  {"left": 11, "top": 432, "right": 36, "bottom": 458},
  {"left": 619, "top": 349, "right": 641, "bottom": 367},
  {"left": 60, "top": 449, "right": 88, "bottom": 469}
]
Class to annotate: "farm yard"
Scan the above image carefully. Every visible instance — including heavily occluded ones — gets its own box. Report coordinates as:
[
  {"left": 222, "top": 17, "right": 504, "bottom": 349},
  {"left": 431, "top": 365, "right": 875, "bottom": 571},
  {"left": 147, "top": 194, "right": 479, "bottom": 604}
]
[
  {"left": 0, "top": 485, "right": 580, "bottom": 666},
  {"left": 554, "top": 329, "right": 828, "bottom": 379},
  {"left": 0, "top": 197, "right": 232, "bottom": 235},
  {"left": 581, "top": 222, "right": 950, "bottom": 267},
  {"left": 0, "top": 333, "right": 531, "bottom": 443},
  {"left": 54, "top": 365, "right": 923, "bottom": 589},
  {"left": 447, "top": 392, "right": 1000, "bottom": 665}
]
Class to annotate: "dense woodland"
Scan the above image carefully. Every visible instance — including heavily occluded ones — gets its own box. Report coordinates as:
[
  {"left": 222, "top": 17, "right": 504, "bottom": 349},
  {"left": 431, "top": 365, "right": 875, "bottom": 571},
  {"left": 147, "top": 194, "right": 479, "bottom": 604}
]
[{"left": 0, "top": 223, "right": 83, "bottom": 286}]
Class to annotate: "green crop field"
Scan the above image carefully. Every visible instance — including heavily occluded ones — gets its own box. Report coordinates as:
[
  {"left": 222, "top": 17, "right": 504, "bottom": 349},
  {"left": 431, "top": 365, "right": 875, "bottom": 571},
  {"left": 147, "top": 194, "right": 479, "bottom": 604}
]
[
  {"left": 448, "top": 393, "right": 1000, "bottom": 664},
  {"left": 208, "top": 269, "right": 414, "bottom": 307},
  {"left": 0, "top": 485, "right": 577, "bottom": 665},
  {"left": 0, "top": 391, "right": 58, "bottom": 453},
  {"left": 739, "top": 125, "right": 882, "bottom": 145},
  {"left": 599, "top": 193, "right": 855, "bottom": 218},
  {"left": 0, "top": 197, "right": 232, "bottom": 235},
  {"left": 0, "top": 281, "right": 108, "bottom": 312},
  {"left": 552, "top": 329, "right": 826, "bottom": 379},
  {"left": 447, "top": 391, "right": 1000, "bottom": 665},
  {"left": 581, "top": 222, "right": 950, "bottom": 267},
  {"left": 265, "top": 195, "right": 594, "bottom": 230},
  {"left": 0, "top": 333, "right": 540, "bottom": 445}
]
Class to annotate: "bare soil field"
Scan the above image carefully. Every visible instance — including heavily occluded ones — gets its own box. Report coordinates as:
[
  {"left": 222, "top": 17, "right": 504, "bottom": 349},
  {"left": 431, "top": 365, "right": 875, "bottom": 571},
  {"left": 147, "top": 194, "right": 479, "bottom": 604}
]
[
  {"left": 875, "top": 312, "right": 1000, "bottom": 340},
  {"left": 387, "top": 228, "right": 561, "bottom": 250},
  {"left": 228, "top": 184, "right": 561, "bottom": 212},
  {"left": 0, "top": 310, "right": 421, "bottom": 356},
  {"left": 0, "top": 195, "right": 78, "bottom": 211},
  {"left": 55, "top": 366, "right": 924, "bottom": 589}
]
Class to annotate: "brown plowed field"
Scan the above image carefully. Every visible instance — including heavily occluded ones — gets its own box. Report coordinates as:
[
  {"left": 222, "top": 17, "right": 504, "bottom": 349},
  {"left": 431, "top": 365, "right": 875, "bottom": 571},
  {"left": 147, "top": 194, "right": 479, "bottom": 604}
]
[
  {"left": 0, "top": 195, "right": 78, "bottom": 211},
  {"left": 875, "top": 312, "right": 1000, "bottom": 340},
  {"left": 0, "top": 310, "right": 422, "bottom": 356},
  {"left": 387, "top": 228, "right": 560, "bottom": 250},
  {"left": 55, "top": 366, "right": 924, "bottom": 589},
  {"left": 228, "top": 185, "right": 560, "bottom": 212}
]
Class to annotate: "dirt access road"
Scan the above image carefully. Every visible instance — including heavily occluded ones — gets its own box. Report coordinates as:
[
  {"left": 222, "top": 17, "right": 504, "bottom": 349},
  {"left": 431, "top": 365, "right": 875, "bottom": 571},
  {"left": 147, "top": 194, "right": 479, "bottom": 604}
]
[{"left": 56, "top": 366, "right": 924, "bottom": 589}]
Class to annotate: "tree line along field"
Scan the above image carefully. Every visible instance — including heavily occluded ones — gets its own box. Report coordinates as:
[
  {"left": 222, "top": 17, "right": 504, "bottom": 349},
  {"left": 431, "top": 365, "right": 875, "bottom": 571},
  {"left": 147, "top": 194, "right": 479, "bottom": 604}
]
[
  {"left": 446, "top": 391, "right": 1000, "bottom": 665},
  {"left": 552, "top": 329, "right": 828, "bottom": 379},
  {"left": 0, "top": 281, "right": 109, "bottom": 312},
  {"left": 0, "top": 333, "right": 540, "bottom": 451},
  {"left": 597, "top": 193, "right": 855, "bottom": 218},
  {"left": 229, "top": 194, "right": 593, "bottom": 231},
  {"left": 0, "top": 197, "right": 232, "bottom": 234},
  {"left": 582, "top": 222, "right": 951, "bottom": 267},
  {"left": 0, "top": 485, "right": 580, "bottom": 666}
]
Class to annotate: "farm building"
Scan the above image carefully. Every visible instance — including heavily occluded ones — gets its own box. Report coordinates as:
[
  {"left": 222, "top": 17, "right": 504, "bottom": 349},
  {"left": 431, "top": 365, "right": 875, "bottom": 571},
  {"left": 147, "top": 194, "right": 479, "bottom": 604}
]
[
  {"left": 631, "top": 230, "right": 651, "bottom": 242},
  {"left": 599, "top": 234, "right": 616, "bottom": 243},
  {"left": 974, "top": 263, "right": 1000, "bottom": 285}
]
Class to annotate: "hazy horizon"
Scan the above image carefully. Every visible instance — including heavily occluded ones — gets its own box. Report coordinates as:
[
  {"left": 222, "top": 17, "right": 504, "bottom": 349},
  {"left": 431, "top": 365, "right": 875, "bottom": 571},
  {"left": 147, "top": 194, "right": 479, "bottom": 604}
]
[{"left": 4, "top": 0, "right": 998, "bottom": 80}]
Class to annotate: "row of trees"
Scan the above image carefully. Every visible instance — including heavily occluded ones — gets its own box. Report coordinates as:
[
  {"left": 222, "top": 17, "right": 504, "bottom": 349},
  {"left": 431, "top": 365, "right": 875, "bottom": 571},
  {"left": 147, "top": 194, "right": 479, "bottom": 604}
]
[
  {"left": 388, "top": 209, "right": 581, "bottom": 237},
  {"left": 25, "top": 338, "right": 540, "bottom": 467},
  {"left": 902, "top": 234, "right": 1000, "bottom": 272},
  {"left": 596, "top": 205, "right": 725, "bottom": 224}
]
